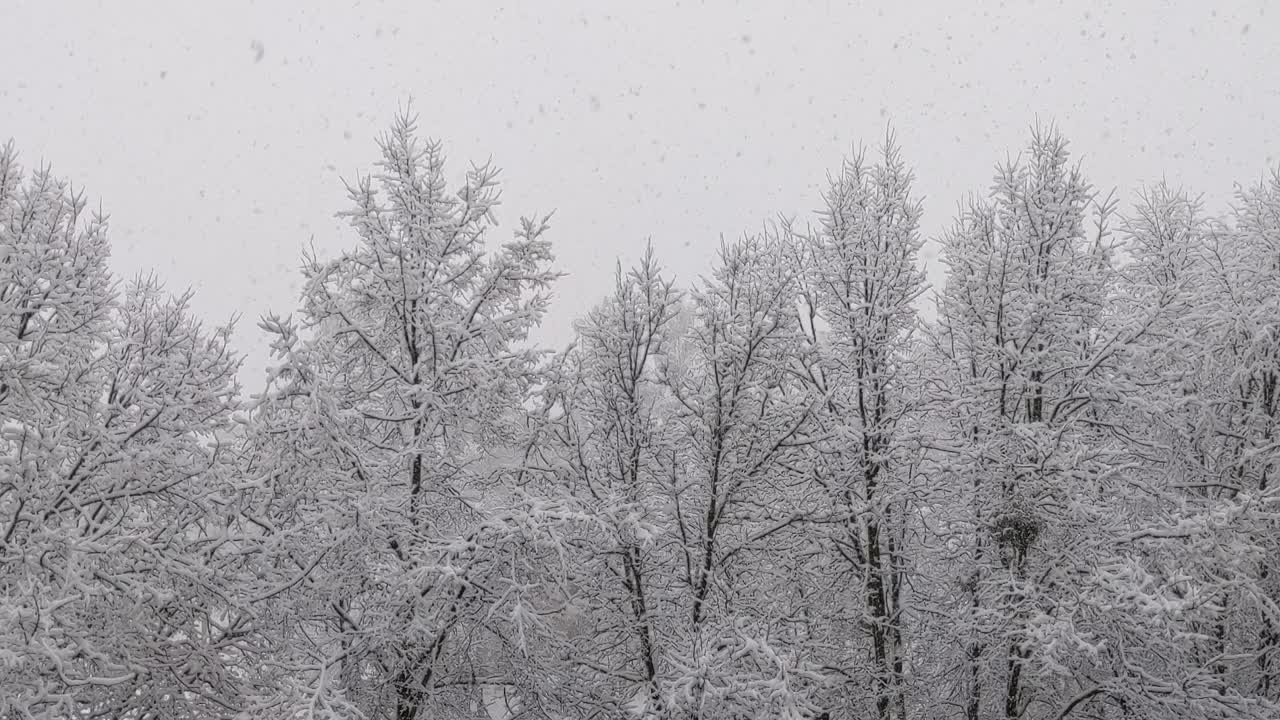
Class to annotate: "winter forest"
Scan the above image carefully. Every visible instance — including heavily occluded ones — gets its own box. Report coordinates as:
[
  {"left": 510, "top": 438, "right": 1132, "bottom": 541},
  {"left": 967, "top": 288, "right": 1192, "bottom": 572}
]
[{"left": 3, "top": 111, "right": 1280, "bottom": 720}]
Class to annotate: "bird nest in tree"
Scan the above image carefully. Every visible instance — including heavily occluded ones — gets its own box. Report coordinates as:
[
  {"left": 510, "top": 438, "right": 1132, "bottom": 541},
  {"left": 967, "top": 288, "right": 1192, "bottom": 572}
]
[{"left": 992, "top": 501, "right": 1041, "bottom": 557}]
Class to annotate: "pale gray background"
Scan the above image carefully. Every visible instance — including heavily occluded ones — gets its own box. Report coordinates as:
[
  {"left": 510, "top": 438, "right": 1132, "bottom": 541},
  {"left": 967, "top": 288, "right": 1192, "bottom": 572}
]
[{"left": 3, "top": 1, "right": 1277, "bottom": 388}]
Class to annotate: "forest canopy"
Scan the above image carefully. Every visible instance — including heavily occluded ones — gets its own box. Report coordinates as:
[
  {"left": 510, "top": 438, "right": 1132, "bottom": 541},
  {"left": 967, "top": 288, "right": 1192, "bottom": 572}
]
[{"left": 1, "top": 115, "right": 1278, "bottom": 720}]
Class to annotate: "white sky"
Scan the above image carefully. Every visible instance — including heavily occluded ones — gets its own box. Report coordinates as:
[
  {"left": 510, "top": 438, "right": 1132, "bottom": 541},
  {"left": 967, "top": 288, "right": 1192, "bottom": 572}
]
[{"left": 4, "top": 1, "right": 1278, "bottom": 387}]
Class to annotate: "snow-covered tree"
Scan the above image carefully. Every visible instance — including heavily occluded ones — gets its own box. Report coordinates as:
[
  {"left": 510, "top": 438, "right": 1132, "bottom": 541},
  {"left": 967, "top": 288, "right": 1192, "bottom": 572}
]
[
  {"left": 1101, "top": 179, "right": 1280, "bottom": 718},
  {"left": 927, "top": 127, "right": 1122, "bottom": 720},
  {"left": 661, "top": 229, "right": 826, "bottom": 719},
  {"left": 0, "top": 142, "right": 245, "bottom": 718},
  {"left": 530, "top": 247, "right": 683, "bottom": 718},
  {"left": 796, "top": 138, "right": 926, "bottom": 720},
  {"left": 238, "top": 114, "right": 559, "bottom": 719},
  {"left": 535, "top": 230, "right": 828, "bottom": 720},
  {"left": 925, "top": 128, "right": 1280, "bottom": 720}
]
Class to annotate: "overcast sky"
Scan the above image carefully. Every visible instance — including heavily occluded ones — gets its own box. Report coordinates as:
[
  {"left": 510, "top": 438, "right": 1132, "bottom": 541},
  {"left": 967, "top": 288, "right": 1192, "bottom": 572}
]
[{"left": 4, "top": 1, "right": 1278, "bottom": 387}]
